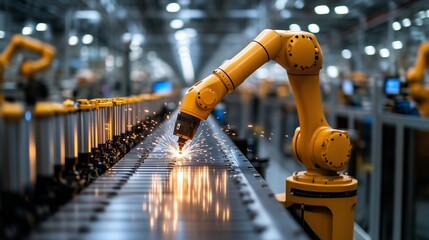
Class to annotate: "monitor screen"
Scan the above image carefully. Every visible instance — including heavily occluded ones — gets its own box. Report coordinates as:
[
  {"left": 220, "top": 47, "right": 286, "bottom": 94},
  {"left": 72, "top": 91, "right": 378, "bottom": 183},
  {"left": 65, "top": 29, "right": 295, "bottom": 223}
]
[
  {"left": 384, "top": 78, "right": 401, "bottom": 95},
  {"left": 342, "top": 80, "right": 354, "bottom": 95},
  {"left": 152, "top": 81, "right": 173, "bottom": 94}
]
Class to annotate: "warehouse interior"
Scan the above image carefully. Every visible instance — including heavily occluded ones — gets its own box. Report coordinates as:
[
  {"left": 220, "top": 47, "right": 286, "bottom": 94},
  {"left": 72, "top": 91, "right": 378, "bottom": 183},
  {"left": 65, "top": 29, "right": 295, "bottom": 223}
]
[{"left": 1, "top": 0, "right": 429, "bottom": 239}]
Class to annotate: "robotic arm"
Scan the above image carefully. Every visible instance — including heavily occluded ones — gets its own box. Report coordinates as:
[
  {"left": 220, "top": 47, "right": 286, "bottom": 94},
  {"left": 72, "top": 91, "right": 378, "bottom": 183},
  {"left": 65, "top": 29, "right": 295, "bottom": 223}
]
[
  {"left": 0, "top": 34, "right": 55, "bottom": 102},
  {"left": 407, "top": 42, "right": 429, "bottom": 116},
  {"left": 174, "top": 29, "right": 351, "bottom": 174}
]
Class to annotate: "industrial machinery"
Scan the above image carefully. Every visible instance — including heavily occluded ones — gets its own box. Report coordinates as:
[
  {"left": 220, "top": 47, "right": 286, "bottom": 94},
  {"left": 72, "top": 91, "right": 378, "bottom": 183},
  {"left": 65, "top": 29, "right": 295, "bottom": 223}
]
[
  {"left": 173, "top": 29, "right": 357, "bottom": 239},
  {"left": 0, "top": 34, "right": 55, "bottom": 104},
  {"left": 407, "top": 42, "right": 429, "bottom": 117},
  {"left": 0, "top": 93, "right": 174, "bottom": 239}
]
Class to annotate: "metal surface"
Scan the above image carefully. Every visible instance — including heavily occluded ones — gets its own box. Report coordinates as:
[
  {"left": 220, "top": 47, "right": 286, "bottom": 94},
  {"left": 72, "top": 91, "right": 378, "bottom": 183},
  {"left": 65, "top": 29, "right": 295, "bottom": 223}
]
[
  {"left": 98, "top": 107, "right": 106, "bottom": 145},
  {"left": 78, "top": 110, "right": 91, "bottom": 153},
  {"left": 29, "top": 116, "right": 308, "bottom": 240},
  {"left": 35, "top": 117, "right": 54, "bottom": 177},
  {"left": 64, "top": 112, "right": 77, "bottom": 159},
  {"left": 91, "top": 108, "right": 98, "bottom": 148},
  {"left": 113, "top": 104, "right": 120, "bottom": 137},
  {"left": 1, "top": 117, "right": 30, "bottom": 193},
  {"left": 53, "top": 114, "right": 65, "bottom": 166}
]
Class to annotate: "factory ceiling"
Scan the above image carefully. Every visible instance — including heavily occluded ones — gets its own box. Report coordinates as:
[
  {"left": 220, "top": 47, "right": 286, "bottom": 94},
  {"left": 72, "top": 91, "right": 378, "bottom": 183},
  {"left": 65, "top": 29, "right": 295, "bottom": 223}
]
[{"left": 0, "top": 0, "right": 428, "bottom": 84}]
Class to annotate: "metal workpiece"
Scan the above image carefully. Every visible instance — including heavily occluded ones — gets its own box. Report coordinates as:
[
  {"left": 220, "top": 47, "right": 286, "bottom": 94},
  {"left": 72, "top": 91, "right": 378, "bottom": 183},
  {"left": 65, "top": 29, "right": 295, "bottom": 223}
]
[
  {"left": 112, "top": 98, "right": 121, "bottom": 137},
  {"left": 90, "top": 99, "right": 99, "bottom": 149},
  {"left": 30, "top": 116, "right": 308, "bottom": 240},
  {"left": 106, "top": 101, "right": 113, "bottom": 141},
  {"left": 78, "top": 110, "right": 91, "bottom": 154},
  {"left": 0, "top": 102, "right": 31, "bottom": 193},
  {"left": 98, "top": 106, "right": 106, "bottom": 145},
  {"left": 53, "top": 112, "right": 65, "bottom": 170},
  {"left": 34, "top": 102, "right": 55, "bottom": 177},
  {"left": 126, "top": 97, "right": 133, "bottom": 133},
  {"left": 63, "top": 100, "right": 78, "bottom": 160},
  {"left": 64, "top": 111, "right": 77, "bottom": 159},
  {"left": 77, "top": 99, "right": 93, "bottom": 154},
  {"left": 121, "top": 100, "right": 126, "bottom": 135}
]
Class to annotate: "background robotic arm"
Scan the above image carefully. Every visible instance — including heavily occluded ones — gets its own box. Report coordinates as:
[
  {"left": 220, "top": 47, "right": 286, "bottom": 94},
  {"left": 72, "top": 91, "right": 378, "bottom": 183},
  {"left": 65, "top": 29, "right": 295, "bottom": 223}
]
[
  {"left": 0, "top": 34, "right": 55, "bottom": 103},
  {"left": 407, "top": 42, "right": 429, "bottom": 116}
]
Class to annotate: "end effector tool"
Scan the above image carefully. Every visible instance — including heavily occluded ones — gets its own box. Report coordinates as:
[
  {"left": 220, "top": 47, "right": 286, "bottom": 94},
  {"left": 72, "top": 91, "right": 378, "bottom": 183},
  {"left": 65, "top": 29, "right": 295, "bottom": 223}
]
[{"left": 173, "top": 112, "right": 201, "bottom": 152}]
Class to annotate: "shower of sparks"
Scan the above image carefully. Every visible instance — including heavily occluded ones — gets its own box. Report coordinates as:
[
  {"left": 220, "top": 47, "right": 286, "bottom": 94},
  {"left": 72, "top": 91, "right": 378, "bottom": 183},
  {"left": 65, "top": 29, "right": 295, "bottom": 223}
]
[{"left": 149, "top": 116, "right": 215, "bottom": 162}]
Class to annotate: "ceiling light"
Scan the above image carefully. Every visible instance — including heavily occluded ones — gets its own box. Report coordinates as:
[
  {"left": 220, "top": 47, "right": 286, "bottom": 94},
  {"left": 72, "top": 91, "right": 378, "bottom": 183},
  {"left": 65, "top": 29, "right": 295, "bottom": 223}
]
[
  {"left": 174, "top": 30, "right": 187, "bottom": 41},
  {"left": 22, "top": 26, "right": 32, "bottom": 35},
  {"left": 0, "top": 31, "right": 5, "bottom": 39},
  {"left": 166, "top": 3, "right": 181, "bottom": 13},
  {"left": 334, "top": 6, "right": 349, "bottom": 15},
  {"left": 379, "top": 48, "right": 390, "bottom": 58},
  {"left": 280, "top": 10, "right": 291, "bottom": 18},
  {"left": 82, "top": 34, "right": 93, "bottom": 45},
  {"left": 327, "top": 66, "right": 339, "bottom": 78},
  {"left": 364, "top": 46, "right": 376, "bottom": 55},
  {"left": 308, "top": 24, "right": 320, "bottom": 33},
  {"left": 36, "top": 23, "right": 47, "bottom": 31},
  {"left": 170, "top": 19, "right": 184, "bottom": 29},
  {"left": 68, "top": 36, "right": 78, "bottom": 46},
  {"left": 341, "top": 49, "right": 352, "bottom": 59},
  {"left": 402, "top": 18, "right": 411, "bottom": 27},
  {"left": 415, "top": 18, "right": 423, "bottom": 26},
  {"left": 295, "top": 0, "right": 304, "bottom": 9},
  {"left": 392, "top": 21, "right": 401, "bottom": 31},
  {"left": 289, "top": 24, "right": 300, "bottom": 31},
  {"left": 314, "top": 5, "right": 330, "bottom": 15},
  {"left": 275, "top": 0, "right": 287, "bottom": 10},
  {"left": 392, "top": 40, "right": 403, "bottom": 49},
  {"left": 417, "top": 11, "right": 425, "bottom": 19}
]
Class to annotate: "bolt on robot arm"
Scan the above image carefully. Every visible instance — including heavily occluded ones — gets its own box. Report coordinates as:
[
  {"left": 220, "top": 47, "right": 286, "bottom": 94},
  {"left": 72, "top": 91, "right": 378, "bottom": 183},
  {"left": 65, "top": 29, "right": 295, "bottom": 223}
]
[
  {"left": 173, "top": 29, "right": 351, "bottom": 174},
  {"left": 407, "top": 42, "right": 429, "bottom": 116},
  {"left": 0, "top": 34, "right": 55, "bottom": 103}
]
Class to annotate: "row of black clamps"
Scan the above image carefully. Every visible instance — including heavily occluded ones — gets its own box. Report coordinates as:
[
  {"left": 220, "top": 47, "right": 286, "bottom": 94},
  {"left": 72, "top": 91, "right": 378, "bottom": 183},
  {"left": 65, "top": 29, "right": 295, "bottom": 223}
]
[{"left": 0, "top": 94, "right": 173, "bottom": 239}]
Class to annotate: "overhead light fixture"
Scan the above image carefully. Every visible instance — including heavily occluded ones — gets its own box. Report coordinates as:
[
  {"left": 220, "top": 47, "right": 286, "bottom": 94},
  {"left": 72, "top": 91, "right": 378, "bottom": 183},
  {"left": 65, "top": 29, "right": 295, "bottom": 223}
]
[
  {"left": 402, "top": 18, "right": 411, "bottom": 27},
  {"left": 280, "top": 9, "right": 291, "bottom": 18},
  {"left": 289, "top": 24, "right": 301, "bottom": 31},
  {"left": 308, "top": 24, "right": 320, "bottom": 33},
  {"left": 170, "top": 19, "right": 184, "bottom": 29},
  {"left": 327, "top": 66, "right": 339, "bottom": 78},
  {"left": 275, "top": 0, "right": 287, "bottom": 10},
  {"left": 295, "top": 0, "right": 304, "bottom": 9},
  {"left": 166, "top": 3, "right": 181, "bottom": 13},
  {"left": 379, "top": 48, "right": 390, "bottom": 58},
  {"left": 341, "top": 49, "right": 352, "bottom": 59},
  {"left": 334, "top": 6, "right": 349, "bottom": 15},
  {"left": 0, "top": 31, "right": 5, "bottom": 39},
  {"left": 82, "top": 34, "right": 93, "bottom": 45},
  {"left": 68, "top": 36, "right": 78, "bottom": 46},
  {"left": 392, "top": 21, "right": 401, "bottom": 31},
  {"left": 415, "top": 18, "right": 423, "bottom": 26},
  {"left": 22, "top": 26, "right": 33, "bottom": 35},
  {"left": 392, "top": 40, "right": 403, "bottom": 49},
  {"left": 74, "top": 10, "right": 101, "bottom": 22},
  {"left": 36, "top": 23, "right": 47, "bottom": 31},
  {"left": 417, "top": 11, "right": 426, "bottom": 19},
  {"left": 314, "top": 5, "right": 330, "bottom": 15},
  {"left": 364, "top": 46, "right": 376, "bottom": 55}
]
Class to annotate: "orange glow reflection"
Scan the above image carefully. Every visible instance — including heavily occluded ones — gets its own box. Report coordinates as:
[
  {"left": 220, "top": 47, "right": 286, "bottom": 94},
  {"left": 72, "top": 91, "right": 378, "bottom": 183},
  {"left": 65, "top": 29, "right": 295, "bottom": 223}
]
[{"left": 144, "top": 166, "right": 230, "bottom": 233}]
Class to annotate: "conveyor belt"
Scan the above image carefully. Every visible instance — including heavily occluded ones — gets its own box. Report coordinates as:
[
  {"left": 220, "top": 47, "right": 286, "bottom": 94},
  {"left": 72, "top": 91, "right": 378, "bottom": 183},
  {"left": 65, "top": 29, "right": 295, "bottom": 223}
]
[{"left": 29, "top": 116, "right": 308, "bottom": 240}]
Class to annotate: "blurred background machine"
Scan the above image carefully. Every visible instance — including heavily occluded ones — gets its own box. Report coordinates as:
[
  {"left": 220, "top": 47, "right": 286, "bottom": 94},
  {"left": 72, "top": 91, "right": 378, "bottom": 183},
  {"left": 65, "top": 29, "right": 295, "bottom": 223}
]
[{"left": 1, "top": 0, "right": 429, "bottom": 239}]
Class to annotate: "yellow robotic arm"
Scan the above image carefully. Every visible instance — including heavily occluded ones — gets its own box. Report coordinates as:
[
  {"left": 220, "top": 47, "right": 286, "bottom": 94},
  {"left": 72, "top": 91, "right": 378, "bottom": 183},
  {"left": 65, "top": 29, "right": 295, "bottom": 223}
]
[
  {"left": 173, "top": 29, "right": 357, "bottom": 239},
  {"left": 174, "top": 29, "right": 350, "bottom": 174},
  {"left": 407, "top": 42, "right": 429, "bottom": 116},
  {"left": 0, "top": 34, "right": 55, "bottom": 102}
]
